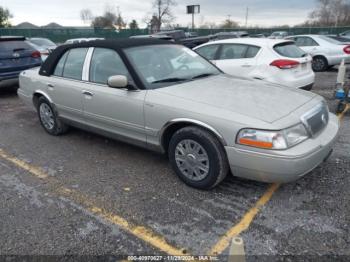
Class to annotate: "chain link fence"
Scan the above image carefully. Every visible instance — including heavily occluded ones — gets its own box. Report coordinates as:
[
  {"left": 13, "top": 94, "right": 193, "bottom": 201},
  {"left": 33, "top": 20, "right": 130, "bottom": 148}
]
[{"left": 1, "top": 26, "right": 350, "bottom": 43}]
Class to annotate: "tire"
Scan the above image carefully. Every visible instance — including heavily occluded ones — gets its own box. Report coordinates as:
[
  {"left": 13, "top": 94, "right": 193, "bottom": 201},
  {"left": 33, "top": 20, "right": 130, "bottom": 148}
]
[
  {"left": 37, "top": 97, "right": 68, "bottom": 136},
  {"left": 312, "top": 56, "right": 328, "bottom": 72},
  {"left": 168, "top": 126, "right": 229, "bottom": 190}
]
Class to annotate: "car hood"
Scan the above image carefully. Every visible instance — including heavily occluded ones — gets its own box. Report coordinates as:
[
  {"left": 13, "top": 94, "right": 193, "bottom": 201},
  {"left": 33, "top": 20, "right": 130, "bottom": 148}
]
[{"left": 155, "top": 74, "right": 317, "bottom": 123}]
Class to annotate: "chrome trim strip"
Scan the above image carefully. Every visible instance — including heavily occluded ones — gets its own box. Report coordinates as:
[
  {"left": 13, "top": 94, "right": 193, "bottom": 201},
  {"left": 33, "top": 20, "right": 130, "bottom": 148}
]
[
  {"left": 33, "top": 90, "right": 53, "bottom": 104},
  {"left": 82, "top": 47, "right": 94, "bottom": 81},
  {"left": 159, "top": 118, "right": 228, "bottom": 150}
]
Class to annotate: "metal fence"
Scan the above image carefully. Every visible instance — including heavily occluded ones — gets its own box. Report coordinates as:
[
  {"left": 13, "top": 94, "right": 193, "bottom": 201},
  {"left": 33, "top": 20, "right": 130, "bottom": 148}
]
[{"left": 1, "top": 26, "right": 350, "bottom": 43}]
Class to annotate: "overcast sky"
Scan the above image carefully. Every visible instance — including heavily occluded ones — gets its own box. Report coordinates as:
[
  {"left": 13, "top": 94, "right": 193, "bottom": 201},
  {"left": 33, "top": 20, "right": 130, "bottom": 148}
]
[{"left": 2, "top": 0, "right": 316, "bottom": 27}]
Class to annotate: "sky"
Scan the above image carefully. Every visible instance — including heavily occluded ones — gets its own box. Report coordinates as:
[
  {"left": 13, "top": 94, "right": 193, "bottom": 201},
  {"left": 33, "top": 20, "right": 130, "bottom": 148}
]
[{"left": 2, "top": 0, "right": 317, "bottom": 27}]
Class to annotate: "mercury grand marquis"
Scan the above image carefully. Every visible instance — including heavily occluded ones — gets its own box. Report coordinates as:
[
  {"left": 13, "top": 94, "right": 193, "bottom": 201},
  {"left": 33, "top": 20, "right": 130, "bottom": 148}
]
[{"left": 17, "top": 39, "right": 339, "bottom": 189}]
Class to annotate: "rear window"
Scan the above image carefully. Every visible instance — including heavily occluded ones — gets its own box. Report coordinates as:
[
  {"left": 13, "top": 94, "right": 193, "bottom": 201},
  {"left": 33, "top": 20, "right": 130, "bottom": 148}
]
[
  {"left": 0, "top": 41, "right": 33, "bottom": 52},
  {"left": 273, "top": 42, "right": 305, "bottom": 58},
  {"left": 30, "top": 38, "right": 55, "bottom": 47}
]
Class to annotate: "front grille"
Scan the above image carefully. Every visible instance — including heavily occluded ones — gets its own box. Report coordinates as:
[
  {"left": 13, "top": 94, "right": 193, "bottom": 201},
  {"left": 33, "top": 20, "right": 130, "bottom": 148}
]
[{"left": 301, "top": 102, "right": 329, "bottom": 137}]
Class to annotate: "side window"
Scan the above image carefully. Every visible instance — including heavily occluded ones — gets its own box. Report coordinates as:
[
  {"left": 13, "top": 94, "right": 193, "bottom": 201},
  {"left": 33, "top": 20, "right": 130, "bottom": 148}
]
[
  {"left": 295, "top": 37, "right": 318, "bottom": 47},
  {"left": 53, "top": 52, "right": 68, "bottom": 77},
  {"left": 294, "top": 37, "right": 305, "bottom": 46},
  {"left": 304, "top": 37, "right": 319, "bottom": 46},
  {"left": 246, "top": 46, "right": 260, "bottom": 58},
  {"left": 219, "top": 44, "right": 248, "bottom": 60},
  {"left": 89, "top": 48, "right": 130, "bottom": 84},
  {"left": 195, "top": 45, "right": 219, "bottom": 60},
  {"left": 62, "top": 48, "right": 88, "bottom": 80}
]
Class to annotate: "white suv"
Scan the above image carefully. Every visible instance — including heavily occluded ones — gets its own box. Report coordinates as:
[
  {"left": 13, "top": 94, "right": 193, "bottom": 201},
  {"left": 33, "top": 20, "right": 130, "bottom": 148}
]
[{"left": 194, "top": 38, "right": 315, "bottom": 90}]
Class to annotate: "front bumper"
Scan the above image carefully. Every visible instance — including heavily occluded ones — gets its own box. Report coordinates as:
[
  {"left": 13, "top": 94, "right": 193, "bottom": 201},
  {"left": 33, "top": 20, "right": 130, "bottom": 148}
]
[{"left": 225, "top": 114, "right": 340, "bottom": 183}]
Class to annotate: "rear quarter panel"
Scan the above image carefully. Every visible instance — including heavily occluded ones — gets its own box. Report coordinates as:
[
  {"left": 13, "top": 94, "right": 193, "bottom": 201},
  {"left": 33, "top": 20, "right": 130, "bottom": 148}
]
[{"left": 18, "top": 68, "right": 48, "bottom": 110}]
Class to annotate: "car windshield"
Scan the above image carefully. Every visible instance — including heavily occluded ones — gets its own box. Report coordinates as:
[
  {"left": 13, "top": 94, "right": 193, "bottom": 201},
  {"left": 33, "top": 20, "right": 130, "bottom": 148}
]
[
  {"left": 124, "top": 44, "right": 221, "bottom": 89},
  {"left": 30, "top": 38, "right": 56, "bottom": 47}
]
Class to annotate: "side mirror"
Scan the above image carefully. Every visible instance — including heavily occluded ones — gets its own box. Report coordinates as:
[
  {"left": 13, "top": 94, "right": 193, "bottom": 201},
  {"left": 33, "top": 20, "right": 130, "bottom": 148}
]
[{"left": 107, "top": 75, "right": 128, "bottom": 89}]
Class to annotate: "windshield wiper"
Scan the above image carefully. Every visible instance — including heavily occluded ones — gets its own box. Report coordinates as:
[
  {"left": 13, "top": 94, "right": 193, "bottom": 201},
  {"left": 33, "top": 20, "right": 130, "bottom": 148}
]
[
  {"left": 152, "top": 77, "right": 188, "bottom": 84},
  {"left": 191, "top": 73, "right": 216, "bottom": 80}
]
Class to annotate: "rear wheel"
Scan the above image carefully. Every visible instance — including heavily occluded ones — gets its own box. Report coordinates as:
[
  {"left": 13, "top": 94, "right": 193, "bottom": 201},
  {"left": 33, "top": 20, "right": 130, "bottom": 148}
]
[
  {"left": 37, "top": 97, "right": 68, "bottom": 136},
  {"left": 168, "top": 126, "right": 229, "bottom": 190},
  {"left": 312, "top": 56, "right": 328, "bottom": 72}
]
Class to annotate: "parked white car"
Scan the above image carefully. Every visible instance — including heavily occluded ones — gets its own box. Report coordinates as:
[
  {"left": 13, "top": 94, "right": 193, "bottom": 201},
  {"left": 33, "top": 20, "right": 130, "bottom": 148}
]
[
  {"left": 27, "top": 37, "right": 57, "bottom": 61},
  {"left": 194, "top": 38, "right": 315, "bottom": 90},
  {"left": 269, "top": 31, "right": 289, "bottom": 39},
  {"left": 64, "top": 38, "right": 104, "bottom": 45},
  {"left": 286, "top": 35, "right": 350, "bottom": 72}
]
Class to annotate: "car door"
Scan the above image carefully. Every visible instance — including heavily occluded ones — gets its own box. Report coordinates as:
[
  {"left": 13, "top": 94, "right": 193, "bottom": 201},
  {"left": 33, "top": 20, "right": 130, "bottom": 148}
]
[
  {"left": 215, "top": 44, "right": 259, "bottom": 77},
  {"left": 194, "top": 44, "right": 220, "bottom": 65},
  {"left": 81, "top": 47, "right": 147, "bottom": 144},
  {"left": 47, "top": 48, "right": 88, "bottom": 122}
]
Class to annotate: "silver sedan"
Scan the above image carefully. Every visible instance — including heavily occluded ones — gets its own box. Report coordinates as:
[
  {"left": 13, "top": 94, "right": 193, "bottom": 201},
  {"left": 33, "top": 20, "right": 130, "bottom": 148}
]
[{"left": 17, "top": 39, "right": 339, "bottom": 189}]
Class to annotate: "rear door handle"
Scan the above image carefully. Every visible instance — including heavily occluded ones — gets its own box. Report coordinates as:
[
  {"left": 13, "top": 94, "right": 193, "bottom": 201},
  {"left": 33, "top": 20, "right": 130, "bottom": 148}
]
[
  {"left": 82, "top": 90, "right": 94, "bottom": 97},
  {"left": 242, "top": 64, "right": 252, "bottom": 67},
  {"left": 47, "top": 83, "right": 54, "bottom": 91}
]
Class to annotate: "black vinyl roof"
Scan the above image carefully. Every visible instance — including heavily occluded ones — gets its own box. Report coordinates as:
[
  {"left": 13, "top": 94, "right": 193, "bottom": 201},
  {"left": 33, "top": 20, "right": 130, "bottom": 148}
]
[{"left": 39, "top": 38, "right": 175, "bottom": 77}]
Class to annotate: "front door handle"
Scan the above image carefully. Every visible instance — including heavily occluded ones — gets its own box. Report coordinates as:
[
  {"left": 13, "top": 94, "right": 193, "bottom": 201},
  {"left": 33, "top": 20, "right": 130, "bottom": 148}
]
[
  {"left": 242, "top": 64, "right": 252, "bottom": 68},
  {"left": 82, "top": 90, "right": 94, "bottom": 97}
]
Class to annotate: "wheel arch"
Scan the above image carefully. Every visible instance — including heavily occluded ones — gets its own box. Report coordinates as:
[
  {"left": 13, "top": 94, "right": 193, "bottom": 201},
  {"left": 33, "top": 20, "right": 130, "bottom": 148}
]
[
  {"left": 159, "top": 118, "right": 228, "bottom": 153},
  {"left": 32, "top": 91, "right": 53, "bottom": 109}
]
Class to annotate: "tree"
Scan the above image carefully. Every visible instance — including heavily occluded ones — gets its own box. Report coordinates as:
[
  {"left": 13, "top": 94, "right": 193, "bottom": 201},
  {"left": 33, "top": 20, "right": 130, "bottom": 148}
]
[
  {"left": 80, "top": 9, "right": 93, "bottom": 25},
  {"left": 306, "top": 0, "right": 350, "bottom": 26},
  {"left": 115, "top": 8, "right": 126, "bottom": 30},
  {"left": 92, "top": 11, "right": 117, "bottom": 28},
  {"left": 129, "top": 20, "right": 139, "bottom": 30},
  {"left": 220, "top": 19, "right": 239, "bottom": 29},
  {"left": 152, "top": 0, "right": 177, "bottom": 31},
  {"left": 0, "top": 6, "right": 12, "bottom": 27}
]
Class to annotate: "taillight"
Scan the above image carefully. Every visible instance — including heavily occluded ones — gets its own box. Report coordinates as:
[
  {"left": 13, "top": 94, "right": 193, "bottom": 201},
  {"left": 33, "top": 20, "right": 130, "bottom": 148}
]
[
  {"left": 343, "top": 45, "right": 350, "bottom": 54},
  {"left": 31, "top": 51, "right": 41, "bottom": 58},
  {"left": 270, "top": 59, "right": 300, "bottom": 69}
]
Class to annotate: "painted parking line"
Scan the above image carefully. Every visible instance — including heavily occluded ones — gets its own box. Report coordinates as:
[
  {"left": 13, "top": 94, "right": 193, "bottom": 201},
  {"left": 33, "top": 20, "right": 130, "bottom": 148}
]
[
  {"left": 0, "top": 109, "right": 346, "bottom": 256},
  {"left": 0, "top": 148, "right": 186, "bottom": 256},
  {"left": 208, "top": 183, "right": 280, "bottom": 256},
  {"left": 207, "top": 112, "right": 347, "bottom": 256}
]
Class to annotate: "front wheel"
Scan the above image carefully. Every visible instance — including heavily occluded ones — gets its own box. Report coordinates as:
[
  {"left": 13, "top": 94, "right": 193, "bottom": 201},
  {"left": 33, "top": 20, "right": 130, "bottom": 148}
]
[
  {"left": 37, "top": 97, "right": 68, "bottom": 136},
  {"left": 168, "top": 126, "right": 229, "bottom": 190}
]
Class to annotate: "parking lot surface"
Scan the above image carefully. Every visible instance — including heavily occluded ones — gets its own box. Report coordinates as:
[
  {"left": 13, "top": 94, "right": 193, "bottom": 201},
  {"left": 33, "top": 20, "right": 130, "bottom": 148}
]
[{"left": 0, "top": 70, "right": 349, "bottom": 260}]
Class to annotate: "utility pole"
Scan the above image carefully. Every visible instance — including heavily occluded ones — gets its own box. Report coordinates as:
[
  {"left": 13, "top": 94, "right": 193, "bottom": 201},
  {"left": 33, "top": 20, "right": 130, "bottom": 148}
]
[
  {"left": 192, "top": 12, "right": 195, "bottom": 30},
  {"left": 245, "top": 7, "right": 249, "bottom": 28}
]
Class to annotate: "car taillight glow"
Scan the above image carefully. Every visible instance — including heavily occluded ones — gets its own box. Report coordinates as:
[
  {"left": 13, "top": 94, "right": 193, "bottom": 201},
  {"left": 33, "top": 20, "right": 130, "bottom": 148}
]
[
  {"left": 270, "top": 59, "right": 300, "bottom": 69},
  {"left": 31, "top": 51, "right": 41, "bottom": 58},
  {"left": 343, "top": 45, "right": 350, "bottom": 54}
]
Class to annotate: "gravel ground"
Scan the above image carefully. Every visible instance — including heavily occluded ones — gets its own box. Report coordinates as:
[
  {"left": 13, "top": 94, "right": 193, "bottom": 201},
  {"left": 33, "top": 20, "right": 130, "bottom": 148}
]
[{"left": 0, "top": 70, "right": 349, "bottom": 261}]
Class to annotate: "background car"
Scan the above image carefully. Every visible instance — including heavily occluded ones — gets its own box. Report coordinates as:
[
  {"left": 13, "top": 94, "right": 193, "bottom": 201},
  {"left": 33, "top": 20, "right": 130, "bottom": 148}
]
[
  {"left": 64, "top": 38, "right": 104, "bottom": 45},
  {"left": 210, "top": 31, "right": 249, "bottom": 41},
  {"left": 287, "top": 35, "right": 350, "bottom": 72},
  {"left": 194, "top": 38, "right": 315, "bottom": 90},
  {"left": 269, "top": 31, "right": 289, "bottom": 39},
  {"left": 0, "top": 36, "right": 42, "bottom": 88},
  {"left": 339, "top": 30, "right": 350, "bottom": 40},
  {"left": 27, "top": 37, "right": 57, "bottom": 61}
]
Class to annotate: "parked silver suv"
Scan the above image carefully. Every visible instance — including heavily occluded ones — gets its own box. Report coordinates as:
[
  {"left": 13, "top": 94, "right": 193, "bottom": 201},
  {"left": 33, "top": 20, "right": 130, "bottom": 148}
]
[{"left": 17, "top": 39, "right": 339, "bottom": 189}]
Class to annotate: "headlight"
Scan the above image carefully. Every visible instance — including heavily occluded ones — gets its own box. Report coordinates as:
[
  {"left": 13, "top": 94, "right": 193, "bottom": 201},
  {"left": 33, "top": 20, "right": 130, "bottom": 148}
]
[{"left": 237, "top": 123, "right": 309, "bottom": 150}]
